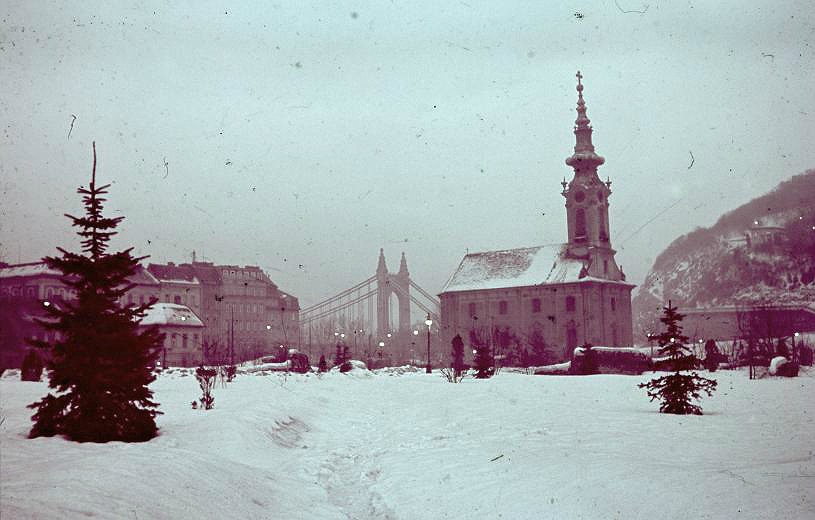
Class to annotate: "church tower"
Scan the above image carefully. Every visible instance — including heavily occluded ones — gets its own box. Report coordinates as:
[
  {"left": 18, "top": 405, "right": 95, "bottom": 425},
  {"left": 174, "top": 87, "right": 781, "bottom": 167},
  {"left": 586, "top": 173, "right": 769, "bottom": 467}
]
[{"left": 562, "top": 72, "right": 625, "bottom": 282}]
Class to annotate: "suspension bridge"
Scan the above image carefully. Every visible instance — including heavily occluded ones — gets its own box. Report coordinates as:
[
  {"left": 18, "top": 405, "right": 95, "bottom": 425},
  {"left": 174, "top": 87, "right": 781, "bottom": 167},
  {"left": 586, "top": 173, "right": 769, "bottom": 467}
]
[{"left": 299, "top": 249, "right": 441, "bottom": 364}]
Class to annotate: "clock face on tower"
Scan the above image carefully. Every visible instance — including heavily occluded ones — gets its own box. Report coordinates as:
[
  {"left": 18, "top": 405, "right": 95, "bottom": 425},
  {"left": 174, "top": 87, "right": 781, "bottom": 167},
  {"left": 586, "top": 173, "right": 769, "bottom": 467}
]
[{"left": 574, "top": 191, "right": 585, "bottom": 203}]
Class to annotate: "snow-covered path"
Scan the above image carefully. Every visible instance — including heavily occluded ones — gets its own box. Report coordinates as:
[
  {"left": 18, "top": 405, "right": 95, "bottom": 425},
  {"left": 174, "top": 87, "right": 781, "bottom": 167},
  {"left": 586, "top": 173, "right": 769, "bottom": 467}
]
[{"left": 1, "top": 368, "right": 813, "bottom": 519}]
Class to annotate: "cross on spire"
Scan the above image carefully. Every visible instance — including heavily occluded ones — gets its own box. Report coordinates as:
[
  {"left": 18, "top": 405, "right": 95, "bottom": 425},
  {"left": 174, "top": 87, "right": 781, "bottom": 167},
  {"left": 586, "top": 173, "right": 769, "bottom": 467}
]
[{"left": 576, "top": 70, "right": 583, "bottom": 85}]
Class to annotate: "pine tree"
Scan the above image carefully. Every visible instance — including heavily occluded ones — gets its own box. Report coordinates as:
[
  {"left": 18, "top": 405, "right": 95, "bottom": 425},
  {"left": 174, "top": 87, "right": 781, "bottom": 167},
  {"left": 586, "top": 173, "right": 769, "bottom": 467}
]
[
  {"left": 318, "top": 354, "right": 328, "bottom": 373},
  {"left": 473, "top": 342, "right": 494, "bottom": 379},
  {"left": 28, "top": 143, "right": 163, "bottom": 442},
  {"left": 638, "top": 301, "right": 717, "bottom": 415},
  {"left": 451, "top": 334, "right": 465, "bottom": 379}
]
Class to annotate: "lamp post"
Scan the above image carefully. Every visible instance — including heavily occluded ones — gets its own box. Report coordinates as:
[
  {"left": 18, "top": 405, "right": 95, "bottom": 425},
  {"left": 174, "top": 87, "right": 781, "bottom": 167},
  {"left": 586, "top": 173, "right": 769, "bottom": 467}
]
[
  {"left": 793, "top": 332, "right": 800, "bottom": 363},
  {"left": 425, "top": 313, "right": 433, "bottom": 373},
  {"left": 412, "top": 329, "right": 418, "bottom": 365}
]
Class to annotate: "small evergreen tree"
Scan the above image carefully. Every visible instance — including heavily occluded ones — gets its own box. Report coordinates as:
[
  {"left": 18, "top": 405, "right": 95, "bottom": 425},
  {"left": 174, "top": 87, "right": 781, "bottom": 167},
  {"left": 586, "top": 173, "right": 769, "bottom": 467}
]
[
  {"left": 20, "top": 349, "right": 44, "bottom": 382},
  {"left": 318, "top": 354, "right": 328, "bottom": 373},
  {"left": 333, "top": 343, "right": 346, "bottom": 366},
  {"left": 638, "top": 301, "right": 717, "bottom": 415},
  {"left": 573, "top": 343, "right": 599, "bottom": 375},
  {"left": 451, "top": 334, "right": 465, "bottom": 379},
  {"left": 28, "top": 143, "right": 163, "bottom": 442},
  {"left": 704, "top": 339, "right": 720, "bottom": 372},
  {"left": 473, "top": 342, "right": 494, "bottom": 379}
]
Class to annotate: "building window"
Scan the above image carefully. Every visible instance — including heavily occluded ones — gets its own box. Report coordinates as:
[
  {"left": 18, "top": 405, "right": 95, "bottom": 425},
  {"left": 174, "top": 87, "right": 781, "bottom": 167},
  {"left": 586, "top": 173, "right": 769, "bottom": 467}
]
[
  {"left": 499, "top": 300, "right": 508, "bottom": 315},
  {"left": 139, "top": 295, "right": 144, "bottom": 305},
  {"left": 174, "top": 295, "right": 182, "bottom": 304},
  {"left": 468, "top": 302, "right": 477, "bottom": 318},
  {"left": 603, "top": 260, "right": 608, "bottom": 274},
  {"left": 575, "top": 208, "right": 587, "bottom": 238},
  {"left": 182, "top": 334, "right": 188, "bottom": 349},
  {"left": 532, "top": 298, "right": 542, "bottom": 313},
  {"left": 566, "top": 296, "right": 576, "bottom": 312},
  {"left": 611, "top": 297, "right": 616, "bottom": 311}
]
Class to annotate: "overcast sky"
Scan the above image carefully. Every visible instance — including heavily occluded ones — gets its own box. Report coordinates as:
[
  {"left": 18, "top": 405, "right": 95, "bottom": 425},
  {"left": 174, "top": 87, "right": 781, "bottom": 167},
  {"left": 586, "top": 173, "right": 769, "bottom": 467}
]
[{"left": 1, "top": 1, "right": 813, "bottom": 308}]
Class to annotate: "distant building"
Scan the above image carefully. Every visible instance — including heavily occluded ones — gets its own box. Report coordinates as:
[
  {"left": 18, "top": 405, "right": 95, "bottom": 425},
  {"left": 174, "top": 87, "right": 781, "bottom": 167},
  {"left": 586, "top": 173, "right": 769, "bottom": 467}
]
[
  {"left": 1, "top": 257, "right": 300, "bottom": 368},
  {"left": 680, "top": 304, "right": 815, "bottom": 343},
  {"left": 148, "top": 260, "right": 300, "bottom": 362},
  {"left": 146, "top": 262, "right": 203, "bottom": 316},
  {"left": 726, "top": 217, "right": 788, "bottom": 250},
  {"left": 0, "top": 262, "right": 160, "bottom": 369},
  {"left": 140, "top": 303, "right": 205, "bottom": 367},
  {"left": 439, "top": 73, "right": 635, "bottom": 362}
]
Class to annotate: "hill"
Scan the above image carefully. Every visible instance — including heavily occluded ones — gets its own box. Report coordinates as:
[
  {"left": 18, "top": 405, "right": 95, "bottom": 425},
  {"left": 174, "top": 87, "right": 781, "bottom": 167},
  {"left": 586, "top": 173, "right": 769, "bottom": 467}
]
[{"left": 632, "top": 169, "right": 815, "bottom": 339}]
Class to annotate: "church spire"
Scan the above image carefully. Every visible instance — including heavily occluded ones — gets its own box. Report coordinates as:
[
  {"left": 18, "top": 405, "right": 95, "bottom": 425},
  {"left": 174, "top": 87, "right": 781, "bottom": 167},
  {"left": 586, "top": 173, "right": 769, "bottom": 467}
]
[
  {"left": 565, "top": 71, "right": 605, "bottom": 172},
  {"left": 398, "top": 251, "right": 409, "bottom": 276},
  {"left": 376, "top": 248, "right": 387, "bottom": 275}
]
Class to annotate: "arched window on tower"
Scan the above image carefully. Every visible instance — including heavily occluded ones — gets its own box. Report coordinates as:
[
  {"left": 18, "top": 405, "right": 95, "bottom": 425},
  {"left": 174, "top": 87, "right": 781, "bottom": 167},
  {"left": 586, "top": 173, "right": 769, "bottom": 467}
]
[
  {"left": 575, "top": 208, "right": 587, "bottom": 239},
  {"left": 599, "top": 210, "right": 608, "bottom": 241}
]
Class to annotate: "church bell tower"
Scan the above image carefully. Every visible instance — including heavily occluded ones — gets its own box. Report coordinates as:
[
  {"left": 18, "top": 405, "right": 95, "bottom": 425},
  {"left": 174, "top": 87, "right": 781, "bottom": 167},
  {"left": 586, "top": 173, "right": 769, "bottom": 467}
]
[{"left": 562, "top": 71, "right": 625, "bottom": 281}]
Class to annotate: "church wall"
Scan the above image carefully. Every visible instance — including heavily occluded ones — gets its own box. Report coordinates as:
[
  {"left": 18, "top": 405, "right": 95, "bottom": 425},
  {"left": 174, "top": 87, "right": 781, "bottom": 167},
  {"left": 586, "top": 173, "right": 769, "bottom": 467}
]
[{"left": 440, "top": 281, "right": 634, "bottom": 364}]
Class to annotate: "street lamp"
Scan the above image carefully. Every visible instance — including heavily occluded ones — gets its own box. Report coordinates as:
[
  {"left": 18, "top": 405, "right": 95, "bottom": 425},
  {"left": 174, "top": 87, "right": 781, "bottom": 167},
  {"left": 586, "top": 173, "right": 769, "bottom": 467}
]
[
  {"left": 793, "top": 332, "right": 800, "bottom": 363},
  {"left": 425, "top": 313, "right": 433, "bottom": 373}
]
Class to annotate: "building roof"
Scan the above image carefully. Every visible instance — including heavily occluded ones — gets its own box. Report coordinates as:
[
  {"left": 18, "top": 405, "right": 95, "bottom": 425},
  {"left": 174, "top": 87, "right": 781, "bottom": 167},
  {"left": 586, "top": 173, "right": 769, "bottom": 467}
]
[
  {"left": 182, "top": 262, "right": 223, "bottom": 285},
  {"left": 279, "top": 291, "right": 300, "bottom": 311},
  {"left": 140, "top": 303, "right": 204, "bottom": 327},
  {"left": 0, "top": 262, "right": 159, "bottom": 286},
  {"left": 441, "top": 244, "right": 621, "bottom": 294},
  {"left": 147, "top": 263, "right": 199, "bottom": 284},
  {"left": 129, "top": 266, "right": 161, "bottom": 286},
  {"left": 0, "top": 262, "right": 61, "bottom": 279}
]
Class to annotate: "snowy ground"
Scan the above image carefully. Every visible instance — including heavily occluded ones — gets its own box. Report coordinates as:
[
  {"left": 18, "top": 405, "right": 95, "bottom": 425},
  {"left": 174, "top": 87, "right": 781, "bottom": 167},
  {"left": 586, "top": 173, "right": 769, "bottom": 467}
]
[{"left": 1, "top": 367, "right": 813, "bottom": 519}]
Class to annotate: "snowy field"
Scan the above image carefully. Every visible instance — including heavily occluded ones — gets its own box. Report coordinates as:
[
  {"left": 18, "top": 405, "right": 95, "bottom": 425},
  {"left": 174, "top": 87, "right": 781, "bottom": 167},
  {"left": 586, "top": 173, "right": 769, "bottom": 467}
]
[{"left": 1, "top": 367, "right": 813, "bottom": 519}]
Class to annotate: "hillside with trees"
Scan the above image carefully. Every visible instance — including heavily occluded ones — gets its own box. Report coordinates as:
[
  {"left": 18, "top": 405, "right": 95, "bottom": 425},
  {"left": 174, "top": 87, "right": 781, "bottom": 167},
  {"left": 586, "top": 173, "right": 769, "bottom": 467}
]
[{"left": 632, "top": 170, "right": 815, "bottom": 340}]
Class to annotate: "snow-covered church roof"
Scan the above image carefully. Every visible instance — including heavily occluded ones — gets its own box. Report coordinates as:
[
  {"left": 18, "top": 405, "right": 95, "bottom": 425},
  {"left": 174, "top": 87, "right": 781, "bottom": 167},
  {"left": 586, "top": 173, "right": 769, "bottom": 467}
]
[
  {"left": 140, "top": 303, "right": 203, "bottom": 327},
  {"left": 440, "top": 244, "right": 588, "bottom": 294}
]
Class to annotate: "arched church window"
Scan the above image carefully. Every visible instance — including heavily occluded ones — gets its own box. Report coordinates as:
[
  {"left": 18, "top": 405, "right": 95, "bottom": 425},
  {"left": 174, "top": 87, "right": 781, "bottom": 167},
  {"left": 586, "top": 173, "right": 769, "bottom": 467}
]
[
  {"left": 598, "top": 210, "right": 607, "bottom": 241},
  {"left": 575, "top": 208, "right": 587, "bottom": 238},
  {"left": 566, "top": 296, "right": 576, "bottom": 312}
]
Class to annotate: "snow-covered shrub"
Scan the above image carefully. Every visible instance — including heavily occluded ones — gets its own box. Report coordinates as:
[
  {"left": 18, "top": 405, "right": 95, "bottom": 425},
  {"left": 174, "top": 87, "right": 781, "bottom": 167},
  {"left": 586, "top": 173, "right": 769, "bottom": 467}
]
[
  {"left": 570, "top": 344, "right": 599, "bottom": 375},
  {"left": 769, "top": 356, "right": 799, "bottom": 377},
  {"left": 572, "top": 346, "right": 649, "bottom": 375}
]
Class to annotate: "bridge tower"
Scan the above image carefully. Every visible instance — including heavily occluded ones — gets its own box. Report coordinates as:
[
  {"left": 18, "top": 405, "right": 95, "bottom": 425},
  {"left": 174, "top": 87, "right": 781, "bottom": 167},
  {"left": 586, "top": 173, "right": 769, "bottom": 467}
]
[{"left": 375, "top": 249, "right": 411, "bottom": 336}]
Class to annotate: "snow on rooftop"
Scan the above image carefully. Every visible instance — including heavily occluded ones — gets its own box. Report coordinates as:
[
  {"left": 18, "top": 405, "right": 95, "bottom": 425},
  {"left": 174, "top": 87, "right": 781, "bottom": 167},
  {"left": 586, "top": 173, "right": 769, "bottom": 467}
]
[
  {"left": 140, "top": 303, "right": 203, "bottom": 327},
  {"left": 440, "top": 244, "right": 587, "bottom": 293},
  {"left": 0, "top": 263, "right": 61, "bottom": 279}
]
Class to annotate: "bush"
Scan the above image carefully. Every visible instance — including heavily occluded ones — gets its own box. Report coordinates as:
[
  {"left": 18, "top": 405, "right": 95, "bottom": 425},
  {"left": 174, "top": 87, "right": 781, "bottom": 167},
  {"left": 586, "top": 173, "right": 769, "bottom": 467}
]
[
  {"left": 20, "top": 350, "right": 44, "bottom": 382},
  {"left": 799, "top": 345, "right": 813, "bottom": 366},
  {"left": 571, "top": 347, "right": 649, "bottom": 375}
]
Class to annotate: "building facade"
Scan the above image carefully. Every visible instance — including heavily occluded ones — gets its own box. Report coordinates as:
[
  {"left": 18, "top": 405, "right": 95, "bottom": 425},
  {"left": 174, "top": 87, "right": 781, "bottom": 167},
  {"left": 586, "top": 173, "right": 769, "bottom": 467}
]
[
  {"left": 439, "top": 73, "right": 635, "bottom": 362},
  {"left": 1, "top": 258, "right": 300, "bottom": 368},
  {"left": 140, "top": 303, "right": 205, "bottom": 367},
  {"left": 149, "top": 260, "right": 301, "bottom": 362}
]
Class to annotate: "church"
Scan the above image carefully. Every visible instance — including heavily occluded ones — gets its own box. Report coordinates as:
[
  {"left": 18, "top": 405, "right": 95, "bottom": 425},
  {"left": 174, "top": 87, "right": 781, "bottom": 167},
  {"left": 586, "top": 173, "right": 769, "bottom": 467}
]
[{"left": 439, "top": 73, "right": 635, "bottom": 362}]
